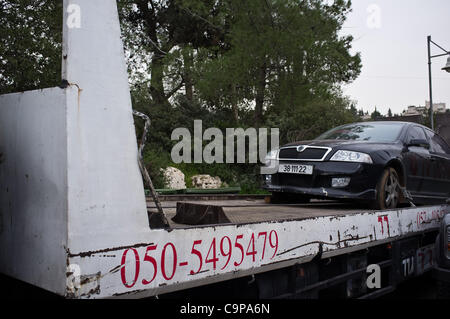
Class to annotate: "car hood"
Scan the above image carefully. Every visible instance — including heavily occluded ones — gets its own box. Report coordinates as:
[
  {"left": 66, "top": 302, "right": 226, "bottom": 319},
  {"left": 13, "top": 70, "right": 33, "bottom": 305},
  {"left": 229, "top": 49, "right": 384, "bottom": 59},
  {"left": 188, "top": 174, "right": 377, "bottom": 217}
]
[
  {"left": 281, "top": 139, "right": 398, "bottom": 152},
  {"left": 284, "top": 139, "right": 373, "bottom": 147}
]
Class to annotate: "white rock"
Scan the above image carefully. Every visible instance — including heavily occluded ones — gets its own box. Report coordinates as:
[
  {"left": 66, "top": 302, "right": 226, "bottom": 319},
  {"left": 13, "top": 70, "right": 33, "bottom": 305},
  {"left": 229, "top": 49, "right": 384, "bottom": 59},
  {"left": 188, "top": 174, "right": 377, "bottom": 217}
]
[
  {"left": 161, "top": 167, "right": 186, "bottom": 189},
  {"left": 191, "top": 174, "right": 222, "bottom": 189}
]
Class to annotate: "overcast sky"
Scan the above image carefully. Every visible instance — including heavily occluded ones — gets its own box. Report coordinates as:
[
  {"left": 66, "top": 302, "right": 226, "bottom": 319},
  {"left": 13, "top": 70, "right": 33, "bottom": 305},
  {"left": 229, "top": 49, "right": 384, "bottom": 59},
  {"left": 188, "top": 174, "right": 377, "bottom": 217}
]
[{"left": 341, "top": 0, "right": 450, "bottom": 116}]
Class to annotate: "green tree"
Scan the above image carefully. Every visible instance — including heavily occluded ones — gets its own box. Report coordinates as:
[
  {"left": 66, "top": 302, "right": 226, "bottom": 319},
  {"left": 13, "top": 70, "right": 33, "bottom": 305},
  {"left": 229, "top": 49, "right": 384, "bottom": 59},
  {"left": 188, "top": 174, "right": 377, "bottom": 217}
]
[
  {"left": 193, "top": 0, "right": 361, "bottom": 128},
  {"left": 0, "top": 0, "right": 62, "bottom": 94},
  {"left": 266, "top": 92, "right": 359, "bottom": 143},
  {"left": 371, "top": 107, "right": 382, "bottom": 120},
  {"left": 118, "top": 0, "right": 229, "bottom": 110}
]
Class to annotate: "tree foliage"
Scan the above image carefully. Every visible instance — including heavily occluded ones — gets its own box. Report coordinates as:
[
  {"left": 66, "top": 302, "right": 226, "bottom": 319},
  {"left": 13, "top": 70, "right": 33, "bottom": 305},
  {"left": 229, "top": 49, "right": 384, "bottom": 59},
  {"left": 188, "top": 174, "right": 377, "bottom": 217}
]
[
  {"left": 193, "top": 0, "right": 361, "bottom": 128},
  {"left": 118, "top": 0, "right": 361, "bottom": 130},
  {"left": 0, "top": 0, "right": 62, "bottom": 94},
  {"left": 370, "top": 107, "right": 382, "bottom": 120}
]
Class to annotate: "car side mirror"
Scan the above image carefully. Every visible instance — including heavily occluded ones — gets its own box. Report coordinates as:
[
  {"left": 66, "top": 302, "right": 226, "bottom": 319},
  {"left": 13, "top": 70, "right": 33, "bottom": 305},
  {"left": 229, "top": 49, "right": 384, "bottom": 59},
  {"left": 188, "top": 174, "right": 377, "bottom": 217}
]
[{"left": 408, "top": 139, "right": 430, "bottom": 149}]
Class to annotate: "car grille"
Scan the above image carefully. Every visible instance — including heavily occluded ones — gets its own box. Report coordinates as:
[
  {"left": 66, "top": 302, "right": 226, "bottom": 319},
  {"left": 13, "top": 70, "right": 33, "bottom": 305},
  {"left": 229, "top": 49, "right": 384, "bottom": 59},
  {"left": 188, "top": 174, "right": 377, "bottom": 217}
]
[{"left": 279, "top": 147, "right": 329, "bottom": 161}]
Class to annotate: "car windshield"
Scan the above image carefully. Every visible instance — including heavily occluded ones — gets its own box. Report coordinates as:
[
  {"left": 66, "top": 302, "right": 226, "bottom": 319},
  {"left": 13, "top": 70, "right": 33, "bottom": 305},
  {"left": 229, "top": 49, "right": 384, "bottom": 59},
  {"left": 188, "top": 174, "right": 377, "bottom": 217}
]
[{"left": 315, "top": 123, "right": 405, "bottom": 143}]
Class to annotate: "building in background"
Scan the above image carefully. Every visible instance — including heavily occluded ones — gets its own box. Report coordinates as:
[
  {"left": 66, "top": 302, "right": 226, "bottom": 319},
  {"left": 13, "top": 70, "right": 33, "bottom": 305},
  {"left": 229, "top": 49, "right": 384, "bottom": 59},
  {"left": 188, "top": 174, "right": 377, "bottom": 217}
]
[
  {"left": 402, "top": 105, "right": 427, "bottom": 116},
  {"left": 425, "top": 101, "right": 447, "bottom": 113},
  {"left": 401, "top": 101, "right": 446, "bottom": 117}
]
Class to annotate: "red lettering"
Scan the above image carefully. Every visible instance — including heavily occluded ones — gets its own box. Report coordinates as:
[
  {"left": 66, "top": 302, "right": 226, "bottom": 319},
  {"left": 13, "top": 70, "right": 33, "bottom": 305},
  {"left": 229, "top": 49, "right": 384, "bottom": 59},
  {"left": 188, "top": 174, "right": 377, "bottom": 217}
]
[{"left": 121, "top": 248, "right": 140, "bottom": 288}]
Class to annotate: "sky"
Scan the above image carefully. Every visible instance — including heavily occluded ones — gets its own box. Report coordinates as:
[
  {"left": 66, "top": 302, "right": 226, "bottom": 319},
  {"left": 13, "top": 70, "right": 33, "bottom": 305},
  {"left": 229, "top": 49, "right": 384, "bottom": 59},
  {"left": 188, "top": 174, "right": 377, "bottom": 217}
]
[{"left": 341, "top": 0, "right": 450, "bottom": 116}]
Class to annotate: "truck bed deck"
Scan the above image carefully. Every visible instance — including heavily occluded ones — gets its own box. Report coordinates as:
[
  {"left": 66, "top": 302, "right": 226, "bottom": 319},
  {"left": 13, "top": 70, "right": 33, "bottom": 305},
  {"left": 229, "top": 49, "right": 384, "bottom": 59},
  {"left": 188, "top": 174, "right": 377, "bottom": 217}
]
[{"left": 147, "top": 195, "right": 379, "bottom": 228}]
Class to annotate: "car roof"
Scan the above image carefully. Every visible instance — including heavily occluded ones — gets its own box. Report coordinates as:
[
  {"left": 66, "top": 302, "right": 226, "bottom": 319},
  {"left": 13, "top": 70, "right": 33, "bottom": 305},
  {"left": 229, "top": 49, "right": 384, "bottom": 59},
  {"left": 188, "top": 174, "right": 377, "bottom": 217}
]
[
  {"left": 347, "top": 121, "right": 430, "bottom": 130},
  {"left": 349, "top": 121, "right": 410, "bottom": 126},
  {"left": 331, "top": 121, "right": 437, "bottom": 140}
]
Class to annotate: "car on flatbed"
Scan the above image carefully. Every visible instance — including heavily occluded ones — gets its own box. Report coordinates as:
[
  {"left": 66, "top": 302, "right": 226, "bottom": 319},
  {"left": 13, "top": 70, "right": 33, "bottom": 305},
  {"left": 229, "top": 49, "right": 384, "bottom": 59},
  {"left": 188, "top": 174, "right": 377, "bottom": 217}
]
[{"left": 262, "top": 121, "right": 450, "bottom": 209}]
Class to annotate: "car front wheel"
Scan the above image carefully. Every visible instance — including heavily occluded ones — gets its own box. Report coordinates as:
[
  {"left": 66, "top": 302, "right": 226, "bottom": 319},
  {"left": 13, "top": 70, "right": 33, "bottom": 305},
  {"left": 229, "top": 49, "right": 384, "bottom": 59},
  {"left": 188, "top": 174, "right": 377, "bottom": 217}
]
[{"left": 373, "top": 167, "right": 401, "bottom": 210}]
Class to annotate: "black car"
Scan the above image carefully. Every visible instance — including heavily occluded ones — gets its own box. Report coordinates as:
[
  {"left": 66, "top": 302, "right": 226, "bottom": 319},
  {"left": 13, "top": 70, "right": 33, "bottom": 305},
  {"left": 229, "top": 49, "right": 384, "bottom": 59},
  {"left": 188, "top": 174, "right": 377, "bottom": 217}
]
[{"left": 262, "top": 121, "right": 450, "bottom": 209}]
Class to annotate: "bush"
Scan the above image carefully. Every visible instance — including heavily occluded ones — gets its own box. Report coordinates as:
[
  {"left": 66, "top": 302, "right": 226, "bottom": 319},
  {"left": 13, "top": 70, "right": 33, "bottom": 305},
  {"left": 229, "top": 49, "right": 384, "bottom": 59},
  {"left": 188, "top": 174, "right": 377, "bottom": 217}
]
[{"left": 142, "top": 147, "right": 171, "bottom": 189}]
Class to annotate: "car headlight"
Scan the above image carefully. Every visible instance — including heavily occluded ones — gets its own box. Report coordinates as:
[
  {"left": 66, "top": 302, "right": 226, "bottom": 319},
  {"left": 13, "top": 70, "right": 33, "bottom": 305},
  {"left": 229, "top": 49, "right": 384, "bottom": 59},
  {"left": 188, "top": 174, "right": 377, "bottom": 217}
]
[{"left": 330, "top": 150, "right": 373, "bottom": 164}]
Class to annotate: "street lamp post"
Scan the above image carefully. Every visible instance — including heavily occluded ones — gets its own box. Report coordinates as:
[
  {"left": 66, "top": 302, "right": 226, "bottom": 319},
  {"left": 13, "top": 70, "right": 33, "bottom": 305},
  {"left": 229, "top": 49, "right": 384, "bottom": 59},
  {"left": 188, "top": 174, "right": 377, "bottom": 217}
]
[{"left": 427, "top": 36, "right": 450, "bottom": 131}]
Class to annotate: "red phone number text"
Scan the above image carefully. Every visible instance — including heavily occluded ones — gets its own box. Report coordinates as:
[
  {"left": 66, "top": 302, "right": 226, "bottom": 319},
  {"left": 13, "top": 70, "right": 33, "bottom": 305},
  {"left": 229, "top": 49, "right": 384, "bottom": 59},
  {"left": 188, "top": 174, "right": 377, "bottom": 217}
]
[{"left": 120, "top": 230, "right": 279, "bottom": 288}]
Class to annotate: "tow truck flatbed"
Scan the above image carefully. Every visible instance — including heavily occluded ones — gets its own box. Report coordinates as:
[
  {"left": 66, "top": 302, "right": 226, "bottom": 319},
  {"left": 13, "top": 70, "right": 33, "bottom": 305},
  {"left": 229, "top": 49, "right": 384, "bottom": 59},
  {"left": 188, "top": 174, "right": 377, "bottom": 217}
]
[{"left": 0, "top": 1, "right": 448, "bottom": 300}]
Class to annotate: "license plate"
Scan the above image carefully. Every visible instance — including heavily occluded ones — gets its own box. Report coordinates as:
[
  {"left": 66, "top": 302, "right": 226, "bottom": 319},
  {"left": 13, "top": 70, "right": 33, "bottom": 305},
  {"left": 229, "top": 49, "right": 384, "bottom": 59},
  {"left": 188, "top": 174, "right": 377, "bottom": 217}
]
[{"left": 278, "top": 164, "right": 313, "bottom": 175}]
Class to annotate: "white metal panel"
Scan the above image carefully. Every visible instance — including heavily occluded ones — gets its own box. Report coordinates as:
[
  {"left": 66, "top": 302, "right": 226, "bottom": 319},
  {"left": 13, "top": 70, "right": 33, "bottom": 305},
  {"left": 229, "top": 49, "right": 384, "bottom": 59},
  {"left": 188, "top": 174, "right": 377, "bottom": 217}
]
[
  {"left": 0, "top": 88, "right": 73, "bottom": 295},
  {"left": 62, "top": 0, "right": 150, "bottom": 252}
]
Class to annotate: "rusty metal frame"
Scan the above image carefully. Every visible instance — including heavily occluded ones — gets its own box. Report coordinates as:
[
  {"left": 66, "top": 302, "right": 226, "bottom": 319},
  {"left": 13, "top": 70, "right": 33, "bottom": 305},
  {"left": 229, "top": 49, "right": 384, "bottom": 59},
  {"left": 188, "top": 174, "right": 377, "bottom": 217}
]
[{"left": 133, "top": 110, "right": 169, "bottom": 229}]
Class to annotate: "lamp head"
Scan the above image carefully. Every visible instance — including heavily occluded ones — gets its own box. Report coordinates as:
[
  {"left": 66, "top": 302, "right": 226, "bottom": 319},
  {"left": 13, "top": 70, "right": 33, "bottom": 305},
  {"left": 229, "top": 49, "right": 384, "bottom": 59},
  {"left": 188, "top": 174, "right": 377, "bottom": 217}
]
[{"left": 442, "top": 55, "right": 450, "bottom": 73}]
